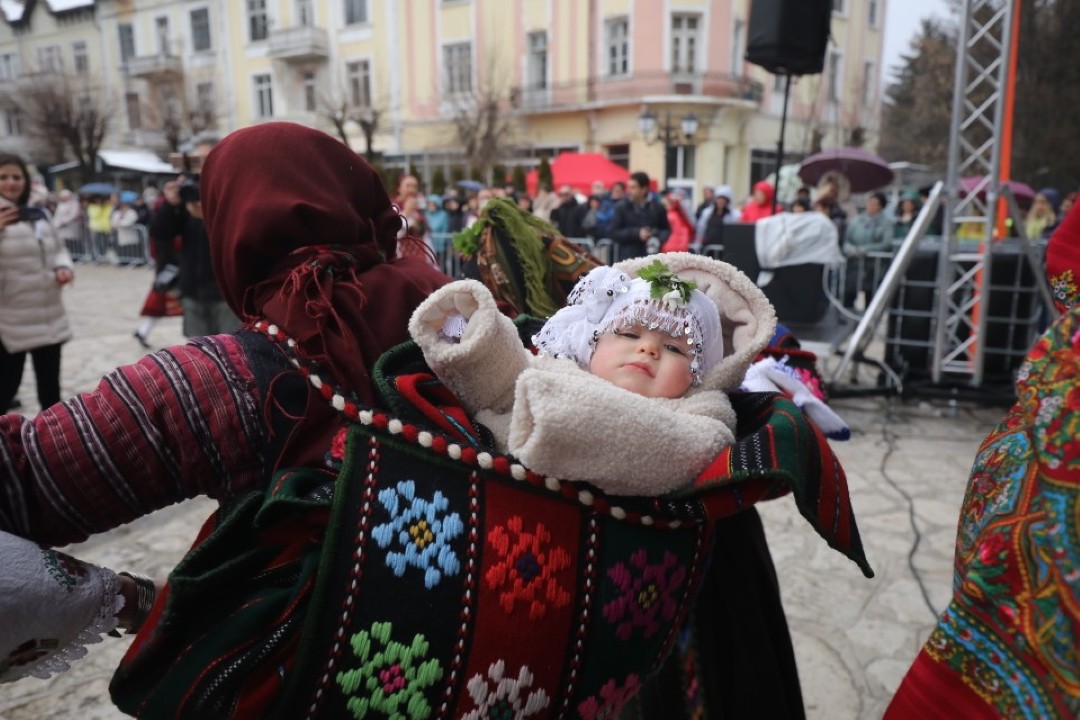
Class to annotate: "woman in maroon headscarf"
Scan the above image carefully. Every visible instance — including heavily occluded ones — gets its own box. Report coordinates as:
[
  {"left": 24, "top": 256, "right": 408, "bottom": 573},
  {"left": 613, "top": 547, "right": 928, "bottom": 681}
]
[{"left": 0, "top": 123, "right": 448, "bottom": 639}]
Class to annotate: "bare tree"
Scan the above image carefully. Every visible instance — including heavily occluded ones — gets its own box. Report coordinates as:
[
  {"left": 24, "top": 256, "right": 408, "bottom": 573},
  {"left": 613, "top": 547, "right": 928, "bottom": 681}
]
[
  {"left": 142, "top": 75, "right": 218, "bottom": 153},
  {"left": 2, "top": 71, "right": 112, "bottom": 182},
  {"left": 446, "top": 57, "right": 516, "bottom": 183},
  {"left": 318, "top": 90, "right": 387, "bottom": 161}
]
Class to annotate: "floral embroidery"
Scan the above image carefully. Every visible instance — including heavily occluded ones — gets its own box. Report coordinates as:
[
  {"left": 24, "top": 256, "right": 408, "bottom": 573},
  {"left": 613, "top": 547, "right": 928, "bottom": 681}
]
[
  {"left": 461, "top": 660, "right": 550, "bottom": 720},
  {"left": 1049, "top": 269, "right": 1077, "bottom": 310},
  {"left": 42, "top": 548, "right": 86, "bottom": 591},
  {"left": 484, "top": 517, "right": 571, "bottom": 619},
  {"left": 372, "top": 480, "right": 464, "bottom": 589},
  {"left": 325, "top": 426, "right": 348, "bottom": 470},
  {"left": 335, "top": 621, "right": 444, "bottom": 720},
  {"left": 577, "top": 674, "right": 641, "bottom": 720},
  {"left": 602, "top": 550, "right": 686, "bottom": 641},
  {"left": 0, "top": 638, "right": 60, "bottom": 677}
]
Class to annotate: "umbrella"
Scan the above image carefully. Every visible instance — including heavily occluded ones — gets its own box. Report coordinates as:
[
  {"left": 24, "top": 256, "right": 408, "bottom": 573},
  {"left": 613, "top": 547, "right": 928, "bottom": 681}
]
[
  {"left": 798, "top": 148, "right": 894, "bottom": 193},
  {"left": 456, "top": 179, "right": 485, "bottom": 192},
  {"left": 119, "top": 190, "right": 140, "bottom": 204},
  {"left": 78, "top": 182, "right": 118, "bottom": 196},
  {"left": 959, "top": 176, "right": 1035, "bottom": 208}
]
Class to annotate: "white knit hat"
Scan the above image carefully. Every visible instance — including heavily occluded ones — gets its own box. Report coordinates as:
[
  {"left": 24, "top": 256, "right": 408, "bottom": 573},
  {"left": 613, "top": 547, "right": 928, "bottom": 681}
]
[{"left": 533, "top": 262, "right": 723, "bottom": 384}]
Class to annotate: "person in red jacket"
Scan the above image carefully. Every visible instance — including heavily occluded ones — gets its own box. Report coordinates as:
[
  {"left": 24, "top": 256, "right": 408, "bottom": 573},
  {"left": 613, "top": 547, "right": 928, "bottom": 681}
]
[
  {"left": 740, "top": 181, "right": 776, "bottom": 223},
  {"left": 661, "top": 191, "right": 694, "bottom": 252}
]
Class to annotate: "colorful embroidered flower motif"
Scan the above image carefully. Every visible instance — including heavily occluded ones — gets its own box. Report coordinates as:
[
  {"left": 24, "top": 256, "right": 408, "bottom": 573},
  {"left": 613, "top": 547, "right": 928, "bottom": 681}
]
[
  {"left": 577, "top": 674, "right": 641, "bottom": 720},
  {"left": 325, "top": 426, "right": 348, "bottom": 470},
  {"left": 1049, "top": 269, "right": 1077, "bottom": 310},
  {"left": 602, "top": 550, "right": 687, "bottom": 641},
  {"left": 484, "top": 516, "right": 571, "bottom": 620},
  {"left": 461, "top": 660, "right": 550, "bottom": 720},
  {"left": 335, "top": 621, "right": 444, "bottom": 720},
  {"left": 372, "top": 480, "right": 464, "bottom": 589}
]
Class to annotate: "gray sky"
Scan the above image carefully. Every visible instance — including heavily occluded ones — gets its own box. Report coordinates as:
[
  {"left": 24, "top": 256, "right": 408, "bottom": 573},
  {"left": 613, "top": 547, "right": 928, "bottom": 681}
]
[{"left": 882, "top": 0, "right": 951, "bottom": 83}]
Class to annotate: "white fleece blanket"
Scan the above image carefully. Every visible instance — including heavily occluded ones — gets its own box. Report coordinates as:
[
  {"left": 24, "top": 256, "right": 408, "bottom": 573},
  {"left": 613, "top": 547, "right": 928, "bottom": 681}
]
[{"left": 410, "top": 280, "right": 738, "bottom": 495}]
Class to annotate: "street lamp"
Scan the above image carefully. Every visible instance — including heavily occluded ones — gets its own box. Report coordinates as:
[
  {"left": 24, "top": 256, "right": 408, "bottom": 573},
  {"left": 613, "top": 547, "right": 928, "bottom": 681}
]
[{"left": 638, "top": 106, "right": 699, "bottom": 186}]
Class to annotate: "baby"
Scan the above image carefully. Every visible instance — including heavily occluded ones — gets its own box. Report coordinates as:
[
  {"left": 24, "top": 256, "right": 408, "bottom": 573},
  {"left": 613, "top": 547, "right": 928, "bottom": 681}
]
[{"left": 409, "top": 253, "right": 775, "bottom": 496}]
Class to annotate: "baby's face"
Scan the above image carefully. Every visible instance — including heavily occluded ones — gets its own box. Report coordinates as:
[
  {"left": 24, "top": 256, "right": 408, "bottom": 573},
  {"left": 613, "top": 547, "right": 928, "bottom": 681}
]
[{"left": 589, "top": 324, "right": 694, "bottom": 399}]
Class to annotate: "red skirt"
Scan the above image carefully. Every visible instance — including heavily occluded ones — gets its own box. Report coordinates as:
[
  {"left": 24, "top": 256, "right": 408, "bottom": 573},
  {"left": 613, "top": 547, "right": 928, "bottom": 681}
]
[{"left": 139, "top": 289, "right": 183, "bottom": 317}]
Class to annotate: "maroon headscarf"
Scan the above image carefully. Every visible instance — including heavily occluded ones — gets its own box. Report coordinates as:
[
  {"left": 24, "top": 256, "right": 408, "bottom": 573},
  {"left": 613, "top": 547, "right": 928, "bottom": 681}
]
[{"left": 201, "top": 122, "right": 449, "bottom": 406}]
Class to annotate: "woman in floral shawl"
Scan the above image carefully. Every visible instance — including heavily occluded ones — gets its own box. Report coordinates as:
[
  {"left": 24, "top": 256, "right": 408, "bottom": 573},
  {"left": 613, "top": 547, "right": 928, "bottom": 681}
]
[{"left": 885, "top": 201, "right": 1080, "bottom": 718}]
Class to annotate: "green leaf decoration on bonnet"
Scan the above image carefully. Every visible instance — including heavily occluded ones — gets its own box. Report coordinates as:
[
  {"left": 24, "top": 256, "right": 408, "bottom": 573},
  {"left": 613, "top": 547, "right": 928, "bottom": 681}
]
[{"left": 636, "top": 259, "right": 698, "bottom": 309}]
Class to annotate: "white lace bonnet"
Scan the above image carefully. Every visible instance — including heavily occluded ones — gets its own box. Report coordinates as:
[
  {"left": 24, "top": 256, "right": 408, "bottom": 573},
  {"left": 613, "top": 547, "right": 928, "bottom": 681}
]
[{"left": 532, "top": 261, "right": 723, "bottom": 384}]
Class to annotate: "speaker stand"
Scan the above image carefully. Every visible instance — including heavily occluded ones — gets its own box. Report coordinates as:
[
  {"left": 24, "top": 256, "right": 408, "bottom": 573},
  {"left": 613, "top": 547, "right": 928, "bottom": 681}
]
[{"left": 771, "top": 74, "right": 793, "bottom": 215}]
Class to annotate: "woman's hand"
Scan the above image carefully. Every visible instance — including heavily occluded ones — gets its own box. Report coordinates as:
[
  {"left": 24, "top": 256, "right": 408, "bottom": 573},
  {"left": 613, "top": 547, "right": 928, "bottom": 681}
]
[
  {"left": 0, "top": 206, "right": 18, "bottom": 232},
  {"left": 55, "top": 268, "right": 74, "bottom": 286}
]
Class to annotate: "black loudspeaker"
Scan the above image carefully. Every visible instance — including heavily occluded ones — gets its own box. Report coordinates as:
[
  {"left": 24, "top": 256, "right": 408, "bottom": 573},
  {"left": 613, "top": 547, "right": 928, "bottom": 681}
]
[{"left": 745, "top": 0, "right": 832, "bottom": 76}]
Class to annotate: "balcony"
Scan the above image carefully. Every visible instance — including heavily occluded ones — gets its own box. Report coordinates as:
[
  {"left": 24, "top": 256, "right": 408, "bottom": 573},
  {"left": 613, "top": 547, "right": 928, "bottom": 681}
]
[
  {"left": 268, "top": 25, "right": 329, "bottom": 63},
  {"left": 511, "top": 71, "right": 763, "bottom": 113},
  {"left": 125, "top": 54, "right": 182, "bottom": 79}
]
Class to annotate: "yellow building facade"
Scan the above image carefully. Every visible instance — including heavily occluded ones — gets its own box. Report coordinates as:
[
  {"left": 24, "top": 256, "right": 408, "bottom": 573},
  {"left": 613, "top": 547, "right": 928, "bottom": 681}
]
[{"left": 0, "top": 0, "right": 884, "bottom": 202}]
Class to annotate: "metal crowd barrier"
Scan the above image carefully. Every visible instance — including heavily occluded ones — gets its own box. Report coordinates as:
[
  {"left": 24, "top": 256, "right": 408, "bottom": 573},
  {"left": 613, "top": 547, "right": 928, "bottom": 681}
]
[{"left": 63, "top": 224, "right": 151, "bottom": 266}]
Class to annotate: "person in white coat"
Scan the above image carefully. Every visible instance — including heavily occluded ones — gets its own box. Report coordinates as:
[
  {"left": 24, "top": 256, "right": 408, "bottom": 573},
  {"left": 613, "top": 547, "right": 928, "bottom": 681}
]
[
  {"left": 0, "top": 153, "right": 74, "bottom": 414},
  {"left": 51, "top": 190, "right": 84, "bottom": 258}
]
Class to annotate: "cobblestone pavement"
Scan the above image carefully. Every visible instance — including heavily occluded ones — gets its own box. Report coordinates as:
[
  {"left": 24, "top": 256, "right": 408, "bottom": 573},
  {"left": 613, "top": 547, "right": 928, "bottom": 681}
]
[{"left": 0, "top": 265, "right": 1008, "bottom": 719}]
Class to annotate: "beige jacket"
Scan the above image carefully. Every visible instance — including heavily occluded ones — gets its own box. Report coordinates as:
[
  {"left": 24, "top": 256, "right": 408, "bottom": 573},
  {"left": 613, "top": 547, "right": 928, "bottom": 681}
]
[
  {"left": 410, "top": 255, "right": 775, "bottom": 496},
  {"left": 0, "top": 199, "right": 73, "bottom": 353}
]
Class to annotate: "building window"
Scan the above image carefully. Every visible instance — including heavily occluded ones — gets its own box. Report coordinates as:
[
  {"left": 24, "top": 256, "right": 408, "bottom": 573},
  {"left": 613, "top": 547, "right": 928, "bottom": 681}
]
[
  {"left": 155, "top": 16, "right": 170, "bottom": 56},
  {"left": 37, "top": 46, "right": 63, "bottom": 73},
  {"left": 527, "top": 31, "right": 547, "bottom": 90},
  {"left": 303, "top": 71, "right": 317, "bottom": 111},
  {"left": 195, "top": 81, "right": 215, "bottom": 123},
  {"left": 862, "top": 61, "right": 875, "bottom": 108},
  {"left": 346, "top": 59, "right": 371, "bottom": 107},
  {"left": 253, "top": 73, "right": 274, "bottom": 117},
  {"left": 868, "top": 0, "right": 879, "bottom": 27},
  {"left": 605, "top": 18, "right": 629, "bottom": 76},
  {"left": 297, "top": 0, "right": 314, "bottom": 26},
  {"left": 666, "top": 146, "right": 696, "bottom": 184},
  {"left": 248, "top": 0, "right": 269, "bottom": 42},
  {"left": 125, "top": 92, "right": 142, "bottom": 130},
  {"left": 4, "top": 107, "right": 23, "bottom": 136},
  {"left": 191, "top": 9, "right": 212, "bottom": 52},
  {"left": 118, "top": 24, "right": 136, "bottom": 63},
  {"left": 670, "top": 14, "right": 700, "bottom": 74},
  {"left": 72, "top": 41, "right": 88, "bottom": 73},
  {"left": 606, "top": 143, "right": 630, "bottom": 169},
  {"left": 832, "top": 0, "right": 846, "bottom": 15},
  {"left": 344, "top": 0, "right": 368, "bottom": 25},
  {"left": 827, "top": 50, "right": 842, "bottom": 102},
  {"left": 0, "top": 53, "right": 20, "bottom": 81},
  {"left": 443, "top": 42, "right": 472, "bottom": 95},
  {"left": 749, "top": 148, "right": 803, "bottom": 187},
  {"left": 731, "top": 18, "right": 744, "bottom": 75}
]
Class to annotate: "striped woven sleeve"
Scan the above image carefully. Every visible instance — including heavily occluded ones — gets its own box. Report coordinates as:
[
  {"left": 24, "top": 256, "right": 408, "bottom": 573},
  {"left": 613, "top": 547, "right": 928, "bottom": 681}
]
[{"left": 0, "top": 335, "right": 266, "bottom": 546}]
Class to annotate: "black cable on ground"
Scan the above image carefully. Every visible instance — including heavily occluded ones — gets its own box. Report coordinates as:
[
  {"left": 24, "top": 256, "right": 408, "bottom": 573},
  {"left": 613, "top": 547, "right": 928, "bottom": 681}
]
[{"left": 876, "top": 401, "right": 940, "bottom": 620}]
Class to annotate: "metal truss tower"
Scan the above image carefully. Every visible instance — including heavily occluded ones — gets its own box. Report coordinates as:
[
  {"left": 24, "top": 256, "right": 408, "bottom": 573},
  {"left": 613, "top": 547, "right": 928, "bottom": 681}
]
[{"left": 932, "top": 0, "right": 1020, "bottom": 385}]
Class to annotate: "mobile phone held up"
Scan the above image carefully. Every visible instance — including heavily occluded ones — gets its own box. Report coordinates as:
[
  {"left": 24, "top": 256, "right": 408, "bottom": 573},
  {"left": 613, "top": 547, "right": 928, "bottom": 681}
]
[{"left": 17, "top": 206, "right": 46, "bottom": 223}]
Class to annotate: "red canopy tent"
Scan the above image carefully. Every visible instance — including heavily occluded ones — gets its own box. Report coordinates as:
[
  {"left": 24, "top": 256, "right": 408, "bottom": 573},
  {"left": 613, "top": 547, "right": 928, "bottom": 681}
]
[{"left": 525, "top": 153, "right": 631, "bottom": 196}]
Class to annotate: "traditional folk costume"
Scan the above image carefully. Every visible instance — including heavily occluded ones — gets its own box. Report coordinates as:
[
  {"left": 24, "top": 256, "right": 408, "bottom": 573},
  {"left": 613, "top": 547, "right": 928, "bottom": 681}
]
[{"left": 885, "top": 200, "right": 1080, "bottom": 719}]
